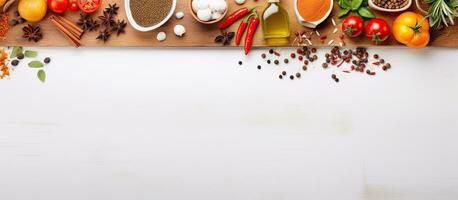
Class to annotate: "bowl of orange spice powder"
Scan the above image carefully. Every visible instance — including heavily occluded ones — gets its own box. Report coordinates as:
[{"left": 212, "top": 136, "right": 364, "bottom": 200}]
[{"left": 294, "top": 0, "right": 333, "bottom": 28}]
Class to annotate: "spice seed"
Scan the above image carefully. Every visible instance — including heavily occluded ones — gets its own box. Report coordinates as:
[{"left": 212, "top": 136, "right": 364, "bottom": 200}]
[
  {"left": 279, "top": 75, "right": 283, "bottom": 79},
  {"left": 322, "top": 63, "right": 328, "bottom": 68},
  {"left": 267, "top": 60, "right": 271, "bottom": 64},
  {"left": 302, "top": 65, "right": 307, "bottom": 71},
  {"left": 284, "top": 59, "right": 289, "bottom": 64},
  {"left": 269, "top": 49, "right": 274, "bottom": 54},
  {"left": 238, "top": 61, "right": 242, "bottom": 65},
  {"left": 290, "top": 75, "right": 294, "bottom": 80},
  {"left": 296, "top": 72, "right": 301, "bottom": 78},
  {"left": 261, "top": 53, "right": 266, "bottom": 59},
  {"left": 257, "top": 65, "right": 261, "bottom": 70},
  {"left": 282, "top": 71, "right": 287, "bottom": 76},
  {"left": 11, "top": 60, "right": 19, "bottom": 66},
  {"left": 17, "top": 53, "right": 24, "bottom": 60},
  {"left": 274, "top": 60, "right": 279, "bottom": 65},
  {"left": 44, "top": 57, "right": 51, "bottom": 64}
]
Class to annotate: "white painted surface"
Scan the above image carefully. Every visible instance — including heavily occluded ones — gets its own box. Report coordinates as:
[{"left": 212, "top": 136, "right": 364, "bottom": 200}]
[{"left": 1, "top": 47, "right": 458, "bottom": 200}]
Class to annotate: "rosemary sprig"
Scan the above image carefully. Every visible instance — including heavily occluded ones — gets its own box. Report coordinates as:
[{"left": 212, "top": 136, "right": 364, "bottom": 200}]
[{"left": 426, "top": 0, "right": 458, "bottom": 29}]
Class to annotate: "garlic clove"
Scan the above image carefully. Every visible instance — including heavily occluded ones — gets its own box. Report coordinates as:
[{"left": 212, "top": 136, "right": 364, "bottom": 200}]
[{"left": 174, "top": 25, "right": 186, "bottom": 37}]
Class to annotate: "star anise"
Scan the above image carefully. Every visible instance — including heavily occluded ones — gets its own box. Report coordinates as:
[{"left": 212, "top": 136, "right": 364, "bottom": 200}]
[
  {"left": 96, "top": 28, "right": 112, "bottom": 42},
  {"left": 104, "top": 4, "right": 120, "bottom": 16},
  {"left": 215, "top": 30, "right": 235, "bottom": 45},
  {"left": 22, "top": 24, "right": 43, "bottom": 42},
  {"left": 98, "top": 12, "right": 116, "bottom": 28},
  {"left": 77, "top": 13, "right": 99, "bottom": 32},
  {"left": 111, "top": 19, "right": 127, "bottom": 36}
]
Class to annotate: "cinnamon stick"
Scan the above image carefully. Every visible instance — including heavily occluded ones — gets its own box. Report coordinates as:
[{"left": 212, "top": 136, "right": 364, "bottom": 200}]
[
  {"left": 56, "top": 15, "right": 83, "bottom": 38},
  {"left": 49, "top": 16, "right": 81, "bottom": 47}
]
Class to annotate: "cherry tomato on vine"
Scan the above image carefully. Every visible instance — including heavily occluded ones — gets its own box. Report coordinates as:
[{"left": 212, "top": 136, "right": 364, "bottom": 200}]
[
  {"left": 341, "top": 15, "right": 364, "bottom": 37},
  {"left": 47, "top": 0, "right": 69, "bottom": 14},
  {"left": 77, "top": 0, "right": 101, "bottom": 13},
  {"left": 365, "top": 18, "right": 391, "bottom": 43},
  {"left": 68, "top": 1, "right": 79, "bottom": 12}
]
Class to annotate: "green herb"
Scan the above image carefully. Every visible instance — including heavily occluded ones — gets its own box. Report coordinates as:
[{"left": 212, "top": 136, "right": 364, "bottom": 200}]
[
  {"left": 10, "top": 46, "right": 23, "bottom": 58},
  {"left": 28, "top": 61, "right": 44, "bottom": 68},
  {"left": 37, "top": 70, "right": 46, "bottom": 83},
  {"left": 357, "top": 7, "right": 376, "bottom": 18},
  {"left": 426, "top": 0, "right": 458, "bottom": 30},
  {"left": 24, "top": 50, "right": 38, "bottom": 58},
  {"left": 338, "top": 0, "right": 375, "bottom": 18}
]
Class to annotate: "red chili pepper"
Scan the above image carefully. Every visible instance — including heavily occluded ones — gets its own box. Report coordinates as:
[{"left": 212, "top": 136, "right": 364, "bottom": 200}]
[
  {"left": 235, "top": 13, "right": 254, "bottom": 46},
  {"left": 244, "top": 13, "right": 259, "bottom": 55},
  {"left": 219, "top": 7, "right": 254, "bottom": 30}
]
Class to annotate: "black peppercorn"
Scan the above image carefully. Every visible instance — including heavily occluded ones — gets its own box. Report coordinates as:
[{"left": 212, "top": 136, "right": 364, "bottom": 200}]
[
  {"left": 322, "top": 63, "right": 328, "bottom": 68},
  {"left": 295, "top": 73, "right": 301, "bottom": 78},
  {"left": 44, "top": 57, "right": 51, "bottom": 64},
  {"left": 302, "top": 65, "right": 307, "bottom": 71},
  {"left": 267, "top": 60, "right": 271, "bottom": 64},
  {"left": 17, "top": 53, "right": 24, "bottom": 60},
  {"left": 282, "top": 71, "right": 286, "bottom": 76},
  {"left": 11, "top": 60, "right": 19, "bottom": 66},
  {"left": 289, "top": 75, "right": 294, "bottom": 80},
  {"left": 261, "top": 53, "right": 266, "bottom": 59},
  {"left": 274, "top": 60, "right": 279, "bottom": 65},
  {"left": 279, "top": 75, "right": 283, "bottom": 79},
  {"left": 257, "top": 65, "right": 261, "bottom": 70},
  {"left": 269, "top": 49, "right": 274, "bottom": 54},
  {"left": 284, "top": 59, "right": 289, "bottom": 64},
  {"left": 238, "top": 61, "right": 242, "bottom": 65}
]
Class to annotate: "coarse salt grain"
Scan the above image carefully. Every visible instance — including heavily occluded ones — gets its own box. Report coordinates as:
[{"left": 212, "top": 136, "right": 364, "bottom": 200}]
[
  {"left": 332, "top": 19, "right": 336, "bottom": 26},
  {"left": 328, "top": 40, "right": 334, "bottom": 45},
  {"left": 333, "top": 28, "right": 338, "bottom": 34},
  {"left": 315, "top": 30, "right": 320, "bottom": 37},
  {"left": 339, "top": 42, "right": 343, "bottom": 47}
]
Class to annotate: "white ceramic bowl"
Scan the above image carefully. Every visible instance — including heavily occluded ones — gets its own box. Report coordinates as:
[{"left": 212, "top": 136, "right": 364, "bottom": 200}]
[
  {"left": 368, "top": 0, "right": 411, "bottom": 12},
  {"left": 125, "top": 0, "right": 177, "bottom": 32},
  {"left": 293, "top": 0, "right": 333, "bottom": 28}
]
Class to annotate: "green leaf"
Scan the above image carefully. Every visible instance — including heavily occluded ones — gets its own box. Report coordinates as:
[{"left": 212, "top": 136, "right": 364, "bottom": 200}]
[
  {"left": 28, "top": 61, "right": 44, "bottom": 68},
  {"left": 358, "top": 7, "right": 376, "bottom": 18},
  {"left": 338, "top": 0, "right": 351, "bottom": 8},
  {"left": 10, "top": 46, "right": 23, "bottom": 58},
  {"left": 37, "top": 70, "right": 46, "bottom": 83},
  {"left": 362, "top": 0, "right": 369, "bottom": 7},
  {"left": 351, "top": 0, "right": 363, "bottom": 10},
  {"left": 338, "top": 8, "right": 351, "bottom": 17},
  {"left": 24, "top": 50, "right": 38, "bottom": 58}
]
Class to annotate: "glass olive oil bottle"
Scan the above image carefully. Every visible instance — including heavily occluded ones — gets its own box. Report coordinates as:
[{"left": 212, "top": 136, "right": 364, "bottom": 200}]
[{"left": 261, "top": 0, "right": 290, "bottom": 45}]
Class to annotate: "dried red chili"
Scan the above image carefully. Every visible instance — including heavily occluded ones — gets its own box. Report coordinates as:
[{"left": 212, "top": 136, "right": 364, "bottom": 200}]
[{"left": 235, "top": 13, "right": 254, "bottom": 46}]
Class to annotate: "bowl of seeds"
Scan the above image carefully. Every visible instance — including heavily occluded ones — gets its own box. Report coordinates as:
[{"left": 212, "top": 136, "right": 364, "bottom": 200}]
[
  {"left": 125, "top": 0, "right": 177, "bottom": 32},
  {"left": 369, "top": 0, "right": 411, "bottom": 12}
]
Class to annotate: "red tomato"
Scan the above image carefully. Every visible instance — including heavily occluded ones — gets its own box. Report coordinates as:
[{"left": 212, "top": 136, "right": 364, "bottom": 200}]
[
  {"left": 341, "top": 15, "right": 364, "bottom": 37},
  {"left": 47, "top": 0, "right": 69, "bottom": 13},
  {"left": 77, "top": 0, "right": 101, "bottom": 13},
  {"left": 68, "top": 1, "right": 79, "bottom": 12},
  {"left": 365, "top": 18, "right": 391, "bottom": 43}
]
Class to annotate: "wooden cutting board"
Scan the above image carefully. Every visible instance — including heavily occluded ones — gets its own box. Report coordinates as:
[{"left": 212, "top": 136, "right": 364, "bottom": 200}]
[{"left": 1, "top": 0, "right": 458, "bottom": 47}]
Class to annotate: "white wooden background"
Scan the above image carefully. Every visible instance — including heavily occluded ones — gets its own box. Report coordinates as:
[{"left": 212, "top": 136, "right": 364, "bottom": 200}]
[{"left": 1, "top": 47, "right": 458, "bottom": 200}]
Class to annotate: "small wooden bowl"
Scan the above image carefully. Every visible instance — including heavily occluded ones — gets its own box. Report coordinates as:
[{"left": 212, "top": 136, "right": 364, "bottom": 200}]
[{"left": 189, "top": 0, "right": 228, "bottom": 25}]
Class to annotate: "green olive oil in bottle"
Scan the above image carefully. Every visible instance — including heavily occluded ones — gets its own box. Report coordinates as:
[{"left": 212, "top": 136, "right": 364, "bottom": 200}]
[{"left": 261, "top": 0, "right": 291, "bottom": 45}]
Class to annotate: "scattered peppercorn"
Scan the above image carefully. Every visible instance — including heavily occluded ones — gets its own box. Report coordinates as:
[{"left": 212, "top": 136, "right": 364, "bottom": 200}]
[
  {"left": 257, "top": 65, "right": 261, "bottom": 70},
  {"left": 17, "top": 53, "right": 24, "bottom": 60},
  {"left": 261, "top": 53, "right": 266, "bottom": 59},
  {"left": 267, "top": 60, "right": 271, "bottom": 64},
  {"left": 295, "top": 73, "right": 301, "bottom": 78},
  {"left": 282, "top": 71, "right": 286, "bottom": 76},
  {"left": 290, "top": 53, "right": 296, "bottom": 59},
  {"left": 289, "top": 75, "right": 294, "bottom": 80},
  {"left": 269, "top": 49, "right": 274, "bottom": 54},
  {"left": 11, "top": 60, "right": 19, "bottom": 66},
  {"left": 374, "top": 54, "right": 379, "bottom": 59},
  {"left": 238, "top": 61, "right": 242, "bottom": 65},
  {"left": 44, "top": 57, "right": 51, "bottom": 64},
  {"left": 322, "top": 63, "right": 328, "bottom": 68},
  {"left": 302, "top": 65, "right": 307, "bottom": 71},
  {"left": 284, "top": 59, "right": 289, "bottom": 64},
  {"left": 274, "top": 60, "right": 279, "bottom": 65},
  {"left": 279, "top": 75, "right": 283, "bottom": 79},
  {"left": 311, "top": 48, "right": 317, "bottom": 53}
]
